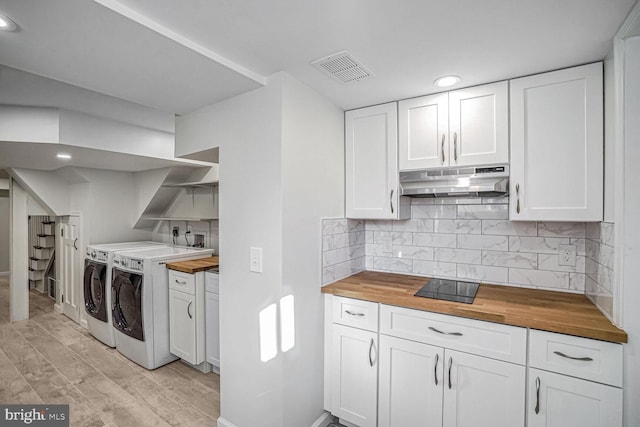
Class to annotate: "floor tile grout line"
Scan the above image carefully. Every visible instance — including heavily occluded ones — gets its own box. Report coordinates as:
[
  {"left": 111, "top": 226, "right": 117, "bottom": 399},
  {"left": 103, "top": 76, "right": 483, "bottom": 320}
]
[{"left": 0, "top": 344, "right": 44, "bottom": 405}]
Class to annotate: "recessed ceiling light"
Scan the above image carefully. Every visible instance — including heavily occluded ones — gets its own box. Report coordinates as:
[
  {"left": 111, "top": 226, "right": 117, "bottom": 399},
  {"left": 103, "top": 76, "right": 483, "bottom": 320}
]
[
  {"left": 434, "top": 75, "right": 461, "bottom": 88},
  {"left": 0, "top": 13, "right": 17, "bottom": 32},
  {"left": 56, "top": 153, "right": 72, "bottom": 160}
]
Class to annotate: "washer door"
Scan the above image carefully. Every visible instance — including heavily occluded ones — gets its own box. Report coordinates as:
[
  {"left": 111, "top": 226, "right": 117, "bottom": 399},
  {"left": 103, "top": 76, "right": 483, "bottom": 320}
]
[
  {"left": 83, "top": 260, "right": 107, "bottom": 321},
  {"left": 111, "top": 268, "right": 144, "bottom": 341}
]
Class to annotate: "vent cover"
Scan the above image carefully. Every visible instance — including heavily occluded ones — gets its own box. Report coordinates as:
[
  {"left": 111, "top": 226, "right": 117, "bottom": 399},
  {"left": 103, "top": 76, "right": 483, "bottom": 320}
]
[{"left": 311, "top": 50, "right": 374, "bottom": 84}]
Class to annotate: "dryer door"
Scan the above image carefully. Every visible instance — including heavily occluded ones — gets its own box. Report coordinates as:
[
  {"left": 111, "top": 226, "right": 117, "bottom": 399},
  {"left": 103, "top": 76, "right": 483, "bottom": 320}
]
[
  {"left": 111, "top": 268, "right": 144, "bottom": 341},
  {"left": 83, "top": 260, "right": 107, "bottom": 321}
]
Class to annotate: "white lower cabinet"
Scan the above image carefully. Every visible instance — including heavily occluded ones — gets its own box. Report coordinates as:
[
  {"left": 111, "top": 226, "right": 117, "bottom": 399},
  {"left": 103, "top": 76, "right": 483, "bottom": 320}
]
[
  {"left": 205, "top": 271, "right": 220, "bottom": 371},
  {"left": 168, "top": 270, "right": 206, "bottom": 366},
  {"left": 527, "top": 368, "right": 622, "bottom": 427},
  {"left": 331, "top": 323, "right": 378, "bottom": 427}
]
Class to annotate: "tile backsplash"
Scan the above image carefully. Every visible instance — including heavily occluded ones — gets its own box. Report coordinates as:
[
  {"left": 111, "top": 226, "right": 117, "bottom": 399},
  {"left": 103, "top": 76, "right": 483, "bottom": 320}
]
[
  {"left": 585, "top": 222, "right": 615, "bottom": 320},
  {"left": 322, "top": 219, "right": 366, "bottom": 285}
]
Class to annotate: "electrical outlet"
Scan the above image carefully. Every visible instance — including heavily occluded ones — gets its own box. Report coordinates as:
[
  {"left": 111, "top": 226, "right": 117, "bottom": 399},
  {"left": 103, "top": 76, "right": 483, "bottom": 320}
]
[
  {"left": 558, "top": 244, "right": 577, "bottom": 266},
  {"left": 250, "top": 247, "right": 263, "bottom": 273},
  {"left": 172, "top": 227, "right": 179, "bottom": 237}
]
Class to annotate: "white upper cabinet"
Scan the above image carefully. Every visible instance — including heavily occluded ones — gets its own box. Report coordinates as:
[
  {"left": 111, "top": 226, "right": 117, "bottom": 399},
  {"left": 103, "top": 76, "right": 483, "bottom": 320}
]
[
  {"left": 346, "top": 102, "right": 410, "bottom": 219},
  {"left": 509, "top": 63, "right": 603, "bottom": 221},
  {"left": 399, "top": 81, "right": 508, "bottom": 171}
]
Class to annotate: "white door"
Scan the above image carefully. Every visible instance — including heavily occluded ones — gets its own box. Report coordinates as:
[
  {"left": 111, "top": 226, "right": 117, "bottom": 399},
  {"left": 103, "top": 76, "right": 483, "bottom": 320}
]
[
  {"left": 443, "top": 350, "right": 525, "bottom": 427},
  {"left": 378, "top": 335, "right": 444, "bottom": 427},
  {"left": 509, "top": 63, "right": 603, "bottom": 221},
  {"left": 399, "top": 93, "right": 449, "bottom": 170},
  {"left": 169, "top": 289, "right": 197, "bottom": 364},
  {"left": 205, "top": 290, "right": 220, "bottom": 368},
  {"left": 60, "top": 215, "right": 81, "bottom": 323},
  {"left": 331, "top": 324, "right": 378, "bottom": 427},
  {"left": 528, "top": 368, "right": 622, "bottom": 427},
  {"left": 449, "top": 81, "right": 509, "bottom": 167},
  {"left": 346, "top": 102, "right": 406, "bottom": 219}
]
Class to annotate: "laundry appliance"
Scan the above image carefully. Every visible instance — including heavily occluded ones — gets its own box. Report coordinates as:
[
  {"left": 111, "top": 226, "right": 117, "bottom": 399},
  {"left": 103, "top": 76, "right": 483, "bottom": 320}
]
[
  {"left": 111, "top": 246, "right": 214, "bottom": 369},
  {"left": 84, "top": 241, "right": 167, "bottom": 347}
]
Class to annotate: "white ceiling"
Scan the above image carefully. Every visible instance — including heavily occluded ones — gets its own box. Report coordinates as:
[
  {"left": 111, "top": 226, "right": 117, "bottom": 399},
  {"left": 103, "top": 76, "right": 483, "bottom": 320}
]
[{"left": 0, "top": 0, "right": 636, "bottom": 113}]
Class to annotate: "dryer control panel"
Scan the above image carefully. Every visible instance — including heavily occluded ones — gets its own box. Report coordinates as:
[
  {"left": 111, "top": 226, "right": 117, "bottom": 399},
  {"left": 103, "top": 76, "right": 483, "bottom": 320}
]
[
  {"left": 86, "top": 249, "right": 108, "bottom": 263},
  {"left": 113, "top": 254, "right": 144, "bottom": 271}
]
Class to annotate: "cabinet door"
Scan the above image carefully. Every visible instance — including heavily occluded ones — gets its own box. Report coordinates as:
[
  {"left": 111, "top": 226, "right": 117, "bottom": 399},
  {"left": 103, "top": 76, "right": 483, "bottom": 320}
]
[
  {"left": 449, "top": 81, "right": 508, "bottom": 167},
  {"left": 331, "top": 324, "right": 378, "bottom": 427},
  {"left": 443, "top": 350, "right": 525, "bottom": 427},
  {"left": 378, "top": 335, "right": 443, "bottom": 427},
  {"left": 399, "top": 93, "right": 449, "bottom": 170},
  {"left": 205, "top": 291, "right": 220, "bottom": 369},
  {"left": 169, "top": 289, "right": 197, "bottom": 364},
  {"left": 346, "top": 103, "right": 408, "bottom": 219},
  {"left": 528, "top": 368, "right": 622, "bottom": 427},
  {"left": 510, "top": 63, "right": 603, "bottom": 221}
]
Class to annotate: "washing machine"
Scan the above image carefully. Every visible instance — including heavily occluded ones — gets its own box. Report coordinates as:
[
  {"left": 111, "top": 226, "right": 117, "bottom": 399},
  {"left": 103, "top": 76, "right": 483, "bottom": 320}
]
[
  {"left": 111, "top": 246, "right": 215, "bottom": 369},
  {"left": 84, "top": 241, "right": 168, "bottom": 347}
]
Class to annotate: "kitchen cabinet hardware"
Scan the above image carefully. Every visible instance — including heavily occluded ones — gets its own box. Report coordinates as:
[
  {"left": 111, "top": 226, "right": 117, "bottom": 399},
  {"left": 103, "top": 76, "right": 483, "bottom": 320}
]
[
  {"left": 441, "top": 135, "right": 445, "bottom": 163},
  {"left": 187, "top": 301, "right": 193, "bottom": 319},
  {"left": 535, "top": 377, "right": 540, "bottom": 414},
  {"left": 448, "top": 356, "right": 453, "bottom": 389},
  {"left": 553, "top": 351, "right": 593, "bottom": 362},
  {"left": 345, "top": 310, "right": 365, "bottom": 317},
  {"left": 390, "top": 190, "right": 394, "bottom": 214},
  {"left": 434, "top": 353, "right": 439, "bottom": 386},
  {"left": 429, "top": 326, "right": 463, "bottom": 336},
  {"left": 515, "top": 183, "right": 520, "bottom": 214},
  {"left": 175, "top": 279, "right": 187, "bottom": 285},
  {"left": 369, "top": 338, "right": 376, "bottom": 367},
  {"left": 453, "top": 132, "right": 458, "bottom": 162}
]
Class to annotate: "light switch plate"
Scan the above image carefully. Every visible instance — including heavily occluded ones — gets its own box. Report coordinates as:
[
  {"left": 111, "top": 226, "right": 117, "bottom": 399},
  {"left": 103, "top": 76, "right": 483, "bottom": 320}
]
[{"left": 250, "top": 247, "right": 263, "bottom": 273}]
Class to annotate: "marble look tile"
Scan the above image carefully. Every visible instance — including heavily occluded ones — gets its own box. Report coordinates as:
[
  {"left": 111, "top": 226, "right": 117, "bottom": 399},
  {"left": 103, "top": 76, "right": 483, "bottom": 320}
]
[
  {"left": 585, "top": 222, "right": 601, "bottom": 241},
  {"left": 433, "top": 197, "right": 483, "bottom": 205},
  {"left": 586, "top": 259, "right": 614, "bottom": 292},
  {"left": 538, "top": 254, "right": 586, "bottom": 273},
  {"left": 434, "top": 248, "right": 482, "bottom": 265},
  {"left": 412, "top": 260, "right": 457, "bottom": 277},
  {"left": 411, "top": 205, "right": 457, "bottom": 219},
  {"left": 413, "top": 232, "right": 457, "bottom": 248},
  {"left": 365, "top": 230, "right": 374, "bottom": 244},
  {"left": 569, "top": 273, "right": 586, "bottom": 292},
  {"left": 456, "top": 204, "right": 508, "bottom": 220},
  {"left": 585, "top": 239, "right": 599, "bottom": 261},
  {"left": 508, "top": 236, "right": 570, "bottom": 254},
  {"left": 509, "top": 268, "right": 570, "bottom": 289},
  {"left": 410, "top": 198, "right": 435, "bottom": 205},
  {"left": 348, "top": 219, "right": 365, "bottom": 233},
  {"left": 349, "top": 231, "right": 366, "bottom": 246},
  {"left": 350, "top": 244, "right": 366, "bottom": 259},
  {"left": 366, "top": 220, "right": 393, "bottom": 231},
  {"left": 457, "top": 235, "right": 508, "bottom": 251},
  {"left": 373, "top": 257, "right": 413, "bottom": 273},
  {"left": 598, "top": 243, "right": 614, "bottom": 270},
  {"left": 322, "top": 218, "right": 348, "bottom": 235},
  {"left": 482, "top": 251, "right": 538, "bottom": 269},
  {"left": 334, "top": 260, "right": 353, "bottom": 280},
  {"left": 457, "top": 264, "right": 509, "bottom": 284},
  {"left": 482, "top": 220, "right": 537, "bottom": 236},
  {"left": 365, "top": 256, "right": 373, "bottom": 269},
  {"left": 601, "top": 222, "right": 615, "bottom": 247},
  {"left": 433, "top": 220, "right": 482, "bottom": 234},
  {"left": 392, "top": 219, "right": 434, "bottom": 233},
  {"left": 570, "top": 238, "right": 586, "bottom": 256},
  {"left": 481, "top": 197, "right": 509, "bottom": 205},
  {"left": 322, "top": 233, "right": 349, "bottom": 250},
  {"left": 367, "top": 243, "right": 391, "bottom": 256},
  {"left": 392, "top": 245, "right": 435, "bottom": 261},
  {"left": 322, "top": 266, "right": 335, "bottom": 285},
  {"left": 538, "top": 222, "right": 586, "bottom": 238}
]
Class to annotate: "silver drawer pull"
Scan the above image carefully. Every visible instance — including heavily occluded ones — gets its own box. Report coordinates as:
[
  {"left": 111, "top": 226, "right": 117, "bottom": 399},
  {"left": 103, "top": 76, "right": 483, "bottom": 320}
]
[
  {"left": 175, "top": 280, "right": 187, "bottom": 285},
  {"left": 345, "top": 310, "right": 365, "bottom": 317},
  {"left": 535, "top": 377, "right": 541, "bottom": 414},
  {"left": 553, "top": 351, "right": 593, "bottom": 362},
  {"left": 429, "top": 326, "right": 463, "bottom": 336}
]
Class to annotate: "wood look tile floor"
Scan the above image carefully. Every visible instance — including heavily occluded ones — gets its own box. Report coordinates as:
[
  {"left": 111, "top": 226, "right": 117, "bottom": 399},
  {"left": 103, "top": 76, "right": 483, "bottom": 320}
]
[{"left": 0, "top": 277, "right": 220, "bottom": 426}]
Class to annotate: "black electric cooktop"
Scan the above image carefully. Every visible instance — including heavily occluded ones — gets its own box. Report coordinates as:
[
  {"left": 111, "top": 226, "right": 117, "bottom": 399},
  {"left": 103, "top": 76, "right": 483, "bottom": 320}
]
[{"left": 414, "top": 278, "right": 480, "bottom": 304}]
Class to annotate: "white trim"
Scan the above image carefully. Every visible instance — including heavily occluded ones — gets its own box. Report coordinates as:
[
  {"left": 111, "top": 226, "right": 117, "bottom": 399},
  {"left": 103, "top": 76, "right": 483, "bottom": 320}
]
[
  {"left": 616, "top": 1, "right": 640, "bottom": 39},
  {"left": 0, "top": 271, "right": 9, "bottom": 276},
  {"left": 216, "top": 417, "right": 237, "bottom": 427},
  {"left": 613, "top": 37, "right": 626, "bottom": 327},
  {"left": 54, "top": 303, "right": 63, "bottom": 314},
  {"left": 311, "top": 411, "right": 334, "bottom": 427}
]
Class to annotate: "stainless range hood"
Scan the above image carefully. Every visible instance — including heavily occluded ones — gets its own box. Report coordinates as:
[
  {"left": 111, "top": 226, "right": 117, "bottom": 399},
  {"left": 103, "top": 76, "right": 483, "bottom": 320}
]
[{"left": 400, "top": 165, "right": 509, "bottom": 198}]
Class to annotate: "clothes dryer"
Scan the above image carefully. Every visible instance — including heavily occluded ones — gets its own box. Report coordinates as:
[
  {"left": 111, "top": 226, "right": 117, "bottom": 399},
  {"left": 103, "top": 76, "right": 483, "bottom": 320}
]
[
  {"left": 111, "top": 246, "right": 214, "bottom": 369},
  {"left": 84, "top": 241, "right": 167, "bottom": 347}
]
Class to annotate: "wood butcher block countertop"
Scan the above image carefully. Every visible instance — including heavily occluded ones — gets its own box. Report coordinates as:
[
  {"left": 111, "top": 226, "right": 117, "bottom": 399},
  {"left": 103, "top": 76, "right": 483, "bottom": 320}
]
[
  {"left": 166, "top": 256, "right": 219, "bottom": 274},
  {"left": 322, "top": 271, "right": 627, "bottom": 343}
]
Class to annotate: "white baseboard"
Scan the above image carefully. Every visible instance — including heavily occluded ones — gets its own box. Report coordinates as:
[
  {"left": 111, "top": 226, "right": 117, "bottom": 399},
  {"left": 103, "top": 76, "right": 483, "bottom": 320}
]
[
  {"left": 54, "top": 303, "right": 63, "bottom": 313},
  {"left": 80, "top": 318, "right": 88, "bottom": 329},
  {"left": 217, "top": 417, "right": 237, "bottom": 427},
  {"left": 311, "top": 411, "right": 334, "bottom": 427},
  {"left": 218, "top": 411, "right": 333, "bottom": 427}
]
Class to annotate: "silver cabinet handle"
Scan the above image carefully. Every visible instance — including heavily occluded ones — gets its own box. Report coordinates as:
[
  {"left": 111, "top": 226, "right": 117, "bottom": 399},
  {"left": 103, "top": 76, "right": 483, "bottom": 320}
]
[
  {"left": 345, "top": 310, "right": 365, "bottom": 317},
  {"left": 434, "top": 353, "right": 439, "bottom": 386},
  {"left": 535, "top": 376, "right": 541, "bottom": 414},
  {"left": 429, "top": 326, "right": 463, "bottom": 336},
  {"left": 515, "top": 183, "right": 521, "bottom": 214},
  {"left": 368, "top": 338, "right": 376, "bottom": 367},
  {"left": 175, "top": 279, "right": 187, "bottom": 285},
  {"left": 448, "top": 356, "right": 453, "bottom": 389},
  {"left": 187, "top": 301, "right": 193, "bottom": 319},
  {"left": 390, "top": 189, "right": 394, "bottom": 214},
  {"left": 441, "top": 134, "right": 445, "bottom": 163},
  {"left": 553, "top": 351, "right": 593, "bottom": 362},
  {"left": 453, "top": 132, "right": 458, "bottom": 162}
]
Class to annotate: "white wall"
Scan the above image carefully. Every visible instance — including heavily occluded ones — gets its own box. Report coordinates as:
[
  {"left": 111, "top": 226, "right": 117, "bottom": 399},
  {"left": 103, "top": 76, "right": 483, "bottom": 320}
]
[
  {"left": 622, "top": 34, "right": 640, "bottom": 427},
  {"left": 280, "top": 74, "right": 344, "bottom": 426},
  {"left": 0, "top": 106, "right": 59, "bottom": 143},
  {"left": 9, "top": 179, "right": 29, "bottom": 321},
  {"left": 0, "top": 196, "right": 9, "bottom": 273},
  {"left": 604, "top": 48, "right": 617, "bottom": 222},
  {"left": 8, "top": 168, "right": 71, "bottom": 216}
]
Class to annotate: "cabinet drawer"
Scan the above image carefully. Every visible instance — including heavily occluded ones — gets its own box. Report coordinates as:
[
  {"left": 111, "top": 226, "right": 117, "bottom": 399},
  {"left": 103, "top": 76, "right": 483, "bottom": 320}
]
[
  {"left": 205, "top": 271, "right": 219, "bottom": 294},
  {"left": 380, "top": 305, "right": 526, "bottom": 364},
  {"left": 332, "top": 296, "right": 378, "bottom": 332},
  {"left": 529, "top": 330, "right": 622, "bottom": 387},
  {"left": 169, "top": 270, "right": 196, "bottom": 294}
]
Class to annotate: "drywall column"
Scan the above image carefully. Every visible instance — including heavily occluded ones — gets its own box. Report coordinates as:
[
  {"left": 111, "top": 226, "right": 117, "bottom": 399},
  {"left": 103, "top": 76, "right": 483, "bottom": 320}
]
[
  {"left": 622, "top": 35, "right": 640, "bottom": 427},
  {"left": 9, "top": 178, "right": 29, "bottom": 321},
  {"left": 0, "top": 194, "right": 9, "bottom": 274}
]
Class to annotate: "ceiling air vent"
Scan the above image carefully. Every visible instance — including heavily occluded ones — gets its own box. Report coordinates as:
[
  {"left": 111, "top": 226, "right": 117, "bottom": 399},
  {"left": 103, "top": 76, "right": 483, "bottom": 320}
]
[{"left": 311, "top": 50, "right": 374, "bottom": 84}]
